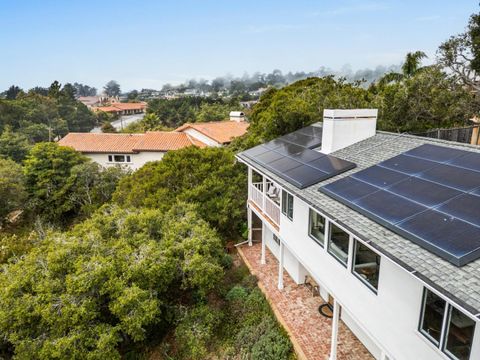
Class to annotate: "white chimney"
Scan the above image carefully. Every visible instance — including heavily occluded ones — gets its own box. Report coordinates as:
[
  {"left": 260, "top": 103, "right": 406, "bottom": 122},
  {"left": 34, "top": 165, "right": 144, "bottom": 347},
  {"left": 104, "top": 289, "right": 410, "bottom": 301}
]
[
  {"left": 321, "top": 109, "right": 378, "bottom": 154},
  {"left": 229, "top": 111, "right": 245, "bottom": 122}
]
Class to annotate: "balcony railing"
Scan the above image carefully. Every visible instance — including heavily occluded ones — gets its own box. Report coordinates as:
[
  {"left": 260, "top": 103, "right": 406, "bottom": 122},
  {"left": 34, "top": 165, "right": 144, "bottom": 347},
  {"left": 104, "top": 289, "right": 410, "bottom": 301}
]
[{"left": 249, "top": 182, "right": 280, "bottom": 225}]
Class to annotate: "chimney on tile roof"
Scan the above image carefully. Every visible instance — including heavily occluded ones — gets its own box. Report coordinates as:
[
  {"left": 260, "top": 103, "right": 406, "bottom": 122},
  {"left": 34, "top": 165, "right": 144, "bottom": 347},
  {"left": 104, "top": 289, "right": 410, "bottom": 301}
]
[
  {"left": 321, "top": 109, "right": 378, "bottom": 154},
  {"left": 229, "top": 111, "right": 245, "bottom": 122}
]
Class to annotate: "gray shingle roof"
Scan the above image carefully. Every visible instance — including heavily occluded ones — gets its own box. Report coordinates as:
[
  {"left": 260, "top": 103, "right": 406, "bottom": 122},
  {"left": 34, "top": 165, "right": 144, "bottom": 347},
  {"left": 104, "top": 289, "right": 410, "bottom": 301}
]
[{"left": 238, "top": 130, "right": 480, "bottom": 316}]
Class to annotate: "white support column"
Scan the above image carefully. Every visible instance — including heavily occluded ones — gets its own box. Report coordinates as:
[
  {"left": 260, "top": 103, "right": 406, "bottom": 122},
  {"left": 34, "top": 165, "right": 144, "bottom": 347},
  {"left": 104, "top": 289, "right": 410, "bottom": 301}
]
[
  {"left": 247, "top": 206, "right": 253, "bottom": 246},
  {"left": 248, "top": 167, "right": 252, "bottom": 200},
  {"left": 329, "top": 299, "right": 340, "bottom": 360},
  {"left": 261, "top": 222, "right": 266, "bottom": 265},
  {"left": 262, "top": 176, "right": 267, "bottom": 210},
  {"left": 278, "top": 240, "right": 284, "bottom": 290}
]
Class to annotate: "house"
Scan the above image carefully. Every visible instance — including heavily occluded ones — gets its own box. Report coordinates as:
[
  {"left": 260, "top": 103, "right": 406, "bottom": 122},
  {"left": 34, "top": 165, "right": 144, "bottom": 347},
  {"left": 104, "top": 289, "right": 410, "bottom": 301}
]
[
  {"left": 175, "top": 118, "right": 249, "bottom": 147},
  {"left": 236, "top": 109, "right": 480, "bottom": 360},
  {"left": 94, "top": 102, "right": 147, "bottom": 116},
  {"left": 58, "top": 119, "right": 248, "bottom": 169},
  {"left": 58, "top": 131, "right": 205, "bottom": 170}
]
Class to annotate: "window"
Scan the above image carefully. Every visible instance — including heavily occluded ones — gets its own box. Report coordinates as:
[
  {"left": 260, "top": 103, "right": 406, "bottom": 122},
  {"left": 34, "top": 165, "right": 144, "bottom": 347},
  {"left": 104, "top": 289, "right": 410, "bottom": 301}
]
[
  {"left": 419, "top": 288, "right": 476, "bottom": 360},
  {"left": 108, "top": 154, "right": 132, "bottom": 163},
  {"left": 444, "top": 307, "right": 476, "bottom": 360},
  {"left": 327, "top": 224, "right": 349, "bottom": 266},
  {"left": 352, "top": 240, "right": 380, "bottom": 291},
  {"left": 308, "top": 209, "right": 325, "bottom": 246},
  {"left": 273, "top": 234, "right": 280, "bottom": 245},
  {"left": 281, "top": 190, "right": 294, "bottom": 220}
]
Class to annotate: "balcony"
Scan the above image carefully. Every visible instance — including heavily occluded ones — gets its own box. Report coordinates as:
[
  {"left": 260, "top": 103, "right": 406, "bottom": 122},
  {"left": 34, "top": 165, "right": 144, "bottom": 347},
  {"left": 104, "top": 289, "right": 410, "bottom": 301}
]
[{"left": 249, "top": 181, "right": 281, "bottom": 226}]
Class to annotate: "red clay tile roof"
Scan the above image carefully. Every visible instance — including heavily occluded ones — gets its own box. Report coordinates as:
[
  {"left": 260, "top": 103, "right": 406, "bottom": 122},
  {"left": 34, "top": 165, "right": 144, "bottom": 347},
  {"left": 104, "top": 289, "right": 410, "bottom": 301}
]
[
  {"left": 176, "top": 120, "right": 249, "bottom": 144},
  {"left": 95, "top": 102, "right": 147, "bottom": 113},
  {"left": 58, "top": 132, "right": 205, "bottom": 153},
  {"left": 134, "top": 132, "right": 203, "bottom": 151}
]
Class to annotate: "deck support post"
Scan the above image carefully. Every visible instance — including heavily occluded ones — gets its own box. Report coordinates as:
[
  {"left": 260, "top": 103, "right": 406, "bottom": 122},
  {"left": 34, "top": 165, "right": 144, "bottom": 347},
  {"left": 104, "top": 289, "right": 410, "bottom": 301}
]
[
  {"left": 329, "top": 299, "right": 340, "bottom": 360},
  {"left": 247, "top": 206, "right": 253, "bottom": 246},
  {"left": 278, "top": 240, "right": 284, "bottom": 290},
  {"left": 261, "top": 222, "right": 266, "bottom": 265}
]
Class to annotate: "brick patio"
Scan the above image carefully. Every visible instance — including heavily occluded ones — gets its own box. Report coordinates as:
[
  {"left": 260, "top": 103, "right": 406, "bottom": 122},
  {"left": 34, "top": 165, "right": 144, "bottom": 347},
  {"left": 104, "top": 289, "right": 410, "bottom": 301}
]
[{"left": 237, "top": 242, "right": 374, "bottom": 360}]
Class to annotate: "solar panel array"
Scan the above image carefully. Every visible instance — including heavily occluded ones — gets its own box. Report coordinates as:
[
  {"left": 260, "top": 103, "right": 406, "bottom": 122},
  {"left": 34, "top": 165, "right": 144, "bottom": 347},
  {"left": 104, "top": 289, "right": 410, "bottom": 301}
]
[
  {"left": 241, "top": 125, "right": 355, "bottom": 189},
  {"left": 320, "top": 144, "right": 480, "bottom": 267},
  {"left": 277, "top": 125, "right": 323, "bottom": 149}
]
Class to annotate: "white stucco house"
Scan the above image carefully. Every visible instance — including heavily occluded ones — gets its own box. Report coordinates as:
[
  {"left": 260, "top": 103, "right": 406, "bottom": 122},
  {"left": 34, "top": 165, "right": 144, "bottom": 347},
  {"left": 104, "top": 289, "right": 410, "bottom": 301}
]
[
  {"left": 236, "top": 109, "right": 480, "bottom": 360},
  {"left": 58, "top": 119, "right": 249, "bottom": 170},
  {"left": 58, "top": 131, "right": 205, "bottom": 170}
]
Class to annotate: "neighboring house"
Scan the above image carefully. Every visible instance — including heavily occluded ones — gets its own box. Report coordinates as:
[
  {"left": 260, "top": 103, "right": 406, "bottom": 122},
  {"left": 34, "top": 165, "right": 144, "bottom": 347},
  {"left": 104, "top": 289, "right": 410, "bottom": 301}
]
[
  {"left": 58, "top": 119, "right": 248, "bottom": 170},
  {"left": 175, "top": 118, "right": 249, "bottom": 147},
  {"left": 58, "top": 131, "right": 205, "bottom": 170},
  {"left": 236, "top": 109, "right": 480, "bottom": 360},
  {"left": 94, "top": 102, "right": 147, "bottom": 116}
]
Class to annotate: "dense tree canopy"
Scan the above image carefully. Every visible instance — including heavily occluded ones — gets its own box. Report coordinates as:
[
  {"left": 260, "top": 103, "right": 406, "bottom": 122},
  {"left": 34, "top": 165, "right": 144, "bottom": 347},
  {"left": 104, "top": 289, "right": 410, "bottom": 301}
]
[
  {"left": 146, "top": 97, "right": 240, "bottom": 129},
  {"left": 113, "top": 146, "right": 247, "bottom": 237},
  {"left": 373, "top": 66, "right": 479, "bottom": 132},
  {"left": 23, "top": 142, "right": 88, "bottom": 224},
  {"left": 231, "top": 77, "right": 373, "bottom": 149},
  {"left": 0, "top": 158, "right": 26, "bottom": 224},
  {"left": 0, "top": 203, "right": 227, "bottom": 359},
  {"left": 0, "top": 89, "right": 98, "bottom": 145}
]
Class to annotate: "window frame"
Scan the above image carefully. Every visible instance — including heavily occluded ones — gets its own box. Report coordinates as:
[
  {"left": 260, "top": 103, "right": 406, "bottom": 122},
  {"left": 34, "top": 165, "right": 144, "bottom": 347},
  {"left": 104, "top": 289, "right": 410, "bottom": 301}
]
[
  {"left": 351, "top": 239, "right": 380, "bottom": 294},
  {"left": 327, "top": 222, "right": 350, "bottom": 268},
  {"left": 281, "top": 189, "right": 294, "bottom": 221},
  {"left": 418, "top": 287, "right": 477, "bottom": 360},
  {"left": 108, "top": 154, "right": 132, "bottom": 163},
  {"left": 308, "top": 208, "right": 326, "bottom": 247}
]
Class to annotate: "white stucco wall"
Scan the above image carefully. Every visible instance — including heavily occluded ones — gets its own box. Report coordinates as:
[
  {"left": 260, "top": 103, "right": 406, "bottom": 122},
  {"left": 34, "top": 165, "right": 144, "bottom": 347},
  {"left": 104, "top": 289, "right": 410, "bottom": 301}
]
[
  {"left": 182, "top": 128, "right": 222, "bottom": 147},
  {"left": 275, "top": 192, "right": 480, "bottom": 360},
  {"left": 85, "top": 151, "right": 165, "bottom": 171}
]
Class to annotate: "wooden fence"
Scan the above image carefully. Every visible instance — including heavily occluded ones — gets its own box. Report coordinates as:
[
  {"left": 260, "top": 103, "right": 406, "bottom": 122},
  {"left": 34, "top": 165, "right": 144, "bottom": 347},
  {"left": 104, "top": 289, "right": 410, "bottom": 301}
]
[{"left": 412, "top": 125, "right": 479, "bottom": 144}]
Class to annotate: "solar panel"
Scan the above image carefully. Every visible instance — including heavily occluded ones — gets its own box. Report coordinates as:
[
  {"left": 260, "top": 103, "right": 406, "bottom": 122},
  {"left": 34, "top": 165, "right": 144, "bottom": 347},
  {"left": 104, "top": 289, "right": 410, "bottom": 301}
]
[
  {"left": 320, "top": 143, "right": 480, "bottom": 266},
  {"left": 405, "top": 144, "right": 466, "bottom": 163},
  {"left": 277, "top": 125, "right": 323, "bottom": 149},
  {"left": 240, "top": 126, "right": 355, "bottom": 189}
]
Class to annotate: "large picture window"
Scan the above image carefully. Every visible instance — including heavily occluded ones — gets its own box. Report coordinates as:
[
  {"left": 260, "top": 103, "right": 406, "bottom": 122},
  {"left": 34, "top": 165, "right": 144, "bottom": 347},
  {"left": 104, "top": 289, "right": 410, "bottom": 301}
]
[
  {"left": 352, "top": 240, "right": 380, "bottom": 291},
  {"left": 419, "top": 288, "right": 476, "bottom": 360},
  {"left": 308, "top": 209, "right": 325, "bottom": 246},
  {"left": 281, "top": 190, "right": 294, "bottom": 220},
  {"left": 327, "top": 223, "right": 349, "bottom": 266}
]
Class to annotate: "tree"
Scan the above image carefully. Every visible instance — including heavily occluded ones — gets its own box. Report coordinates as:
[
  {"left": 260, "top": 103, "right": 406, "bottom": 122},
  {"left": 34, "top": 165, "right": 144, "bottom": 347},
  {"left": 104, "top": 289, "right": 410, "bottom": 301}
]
[
  {"left": 0, "top": 203, "right": 227, "bottom": 359},
  {"left": 379, "top": 51, "right": 428, "bottom": 84},
  {"left": 438, "top": 10, "right": 480, "bottom": 93},
  {"left": 61, "top": 82, "right": 77, "bottom": 100},
  {"left": 101, "top": 121, "right": 117, "bottom": 133},
  {"left": 196, "top": 102, "right": 231, "bottom": 122},
  {"left": 48, "top": 80, "right": 62, "bottom": 98},
  {"left": 104, "top": 80, "right": 121, "bottom": 97},
  {"left": 113, "top": 146, "right": 247, "bottom": 237},
  {"left": 5, "top": 85, "right": 22, "bottom": 100},
  {"left": 127, "top": 89, "right": 139, "bottom": 101},
  {"left": 0, "top": 158, "right": 27, "bottom": 224},
  {"left": 234, "top": 77, "right": 373, "bottom": 148},
  {"left": 73, "top": 82, "right": 97, "bottom": 96},
  {"left": 0, "top": 126, "right": 31, "bottom": 162},
  {"left": 23, "top": 142, "right": 88, "bottom": 224},
  {"left": 374, "top": 66, "right": 479, "bottom": 132},
  {"left": 66, "top": 162, "right": 127, "bottom": 216}
]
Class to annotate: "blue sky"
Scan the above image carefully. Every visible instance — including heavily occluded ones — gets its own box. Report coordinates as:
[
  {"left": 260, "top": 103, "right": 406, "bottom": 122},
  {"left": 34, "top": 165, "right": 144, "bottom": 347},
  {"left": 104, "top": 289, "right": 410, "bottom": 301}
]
[{"left": 0, "top": 0, "right": 478, "bottom": 91}]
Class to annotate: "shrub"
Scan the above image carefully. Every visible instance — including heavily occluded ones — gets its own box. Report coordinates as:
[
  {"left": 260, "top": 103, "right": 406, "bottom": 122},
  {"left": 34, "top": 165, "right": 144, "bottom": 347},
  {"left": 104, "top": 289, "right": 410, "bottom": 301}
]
[{"left": 174, "top": 304, "right": 223, "bottom": 360}]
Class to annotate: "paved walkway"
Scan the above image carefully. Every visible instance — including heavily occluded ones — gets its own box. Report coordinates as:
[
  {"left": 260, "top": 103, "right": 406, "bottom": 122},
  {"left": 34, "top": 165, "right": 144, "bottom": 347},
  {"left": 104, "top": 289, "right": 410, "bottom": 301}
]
[{"left": 237, "top": 242, "right": 374, "bottom": 360}]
